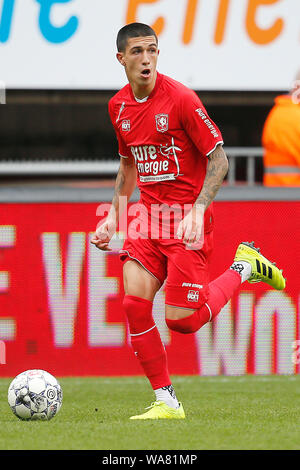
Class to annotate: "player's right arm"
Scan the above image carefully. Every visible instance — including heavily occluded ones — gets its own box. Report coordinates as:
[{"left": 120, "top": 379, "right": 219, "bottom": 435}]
[{"left": 91, "top": 155, "right": 137, "bottom": 251}]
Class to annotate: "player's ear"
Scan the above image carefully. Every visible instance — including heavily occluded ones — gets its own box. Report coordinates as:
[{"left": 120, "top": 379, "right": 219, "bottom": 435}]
[{"left": 116, "top": 52, "right": 126, "bottom": 67}]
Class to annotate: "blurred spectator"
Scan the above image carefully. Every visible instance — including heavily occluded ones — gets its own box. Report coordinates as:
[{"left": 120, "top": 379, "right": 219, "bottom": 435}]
[{"left": 262, "top": 71, "right": 300, "bottom": 186}]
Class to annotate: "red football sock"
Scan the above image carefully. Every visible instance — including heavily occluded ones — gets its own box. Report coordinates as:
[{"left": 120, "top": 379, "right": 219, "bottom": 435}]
[
  {"left": 123, "top": 295, "right": 171, "bottom": 390},
  {"left": 166, "top": 269, "right": 241, "bottom": 334}
]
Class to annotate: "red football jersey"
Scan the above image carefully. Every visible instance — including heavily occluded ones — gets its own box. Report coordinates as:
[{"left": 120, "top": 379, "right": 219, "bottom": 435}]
[{"left": 108, "top": 72, "right": 224, "bottom": 231}]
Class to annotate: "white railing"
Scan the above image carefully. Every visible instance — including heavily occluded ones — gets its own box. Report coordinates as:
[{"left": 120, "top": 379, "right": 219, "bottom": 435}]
[
  {"left": 225, "top": 147, "right": 263, "bottom": 186},
  {"left": 0, "top": 160, "right": 120, "bottom": 175},
  {"left": 0, "top": 147, "right": 264, "bottom": 186}
]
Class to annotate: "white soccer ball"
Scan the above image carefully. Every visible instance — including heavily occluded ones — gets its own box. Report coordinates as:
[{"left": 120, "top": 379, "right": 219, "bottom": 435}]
[{"left": 8, "top": 369, "right": 63, "bottom": 421}]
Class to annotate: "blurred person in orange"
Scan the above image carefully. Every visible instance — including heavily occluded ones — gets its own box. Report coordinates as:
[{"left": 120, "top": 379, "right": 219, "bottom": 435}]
[{"left": 262, "top": 70, "right": 300, "bottom": 186}]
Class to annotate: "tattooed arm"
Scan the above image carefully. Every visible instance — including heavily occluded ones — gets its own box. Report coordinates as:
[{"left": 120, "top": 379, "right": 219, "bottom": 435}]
[
  {"left": 195, "top": 144, "right": 228, "bottom": 210},
  {"left": 91, "top": 156, "right": 137, "bottom": 251},
  {"left": 177, "top": 144, "right": 228, "bottom": 246}
]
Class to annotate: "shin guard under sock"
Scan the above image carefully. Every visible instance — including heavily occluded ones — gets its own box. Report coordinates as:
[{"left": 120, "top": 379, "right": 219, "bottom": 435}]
[
  {"left": 166, "top": 269, "right": 241, "bottom": 334},
  {"left": 123, "top": 295, "right": 171, "bottom": 389}
]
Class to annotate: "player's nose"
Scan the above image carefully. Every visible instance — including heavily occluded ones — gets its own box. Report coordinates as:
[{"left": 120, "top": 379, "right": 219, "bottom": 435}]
[{"left": 141, "top": 50, "right": 150, "bottom": 65}]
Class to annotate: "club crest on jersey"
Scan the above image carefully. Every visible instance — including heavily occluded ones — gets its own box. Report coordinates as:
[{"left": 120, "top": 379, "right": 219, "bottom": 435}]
[
  {"left": 187, "top": 290, "right": 199, "bottom": 302},
  {"left": 155, "top": 114, "right": 168, "bottom": 133},
  {"left": 122, "top": 120, "right": 130, "bottom": 132}
]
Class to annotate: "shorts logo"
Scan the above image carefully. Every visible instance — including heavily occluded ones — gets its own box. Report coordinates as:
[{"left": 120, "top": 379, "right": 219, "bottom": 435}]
[
  {"left": 187, "top": 290, "right": 199, "bottom": 302},
  {"left": 155, "top": 114, "right": 168, "bottom": 133},
  {"left": 122, "top": 120, "right": 130, "bottom": 131}
]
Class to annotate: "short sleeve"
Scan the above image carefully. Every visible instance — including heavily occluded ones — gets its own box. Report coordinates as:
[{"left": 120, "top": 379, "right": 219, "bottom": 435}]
[
  {"left": 180, "top": 90, "right": 224, "bottom": 157},
  {"left": 114, "top": 126, "right": 131, "bottom": 159},
  {"left": 108, "top": 99, "right": 131, "bottom": 159}
]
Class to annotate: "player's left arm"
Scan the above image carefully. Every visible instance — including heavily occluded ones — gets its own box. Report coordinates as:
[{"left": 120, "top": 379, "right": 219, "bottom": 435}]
[
  {"left": 195, "top": 143, "right": 228, "bottom": 209},
  {"left": 177, "top": 144, "right": 228, "bottom": 245},
  {"left": 177, "top": 90, "right": 228, "bottom": 245}
]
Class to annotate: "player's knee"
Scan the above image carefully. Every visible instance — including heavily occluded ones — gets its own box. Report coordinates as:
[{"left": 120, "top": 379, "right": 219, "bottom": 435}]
[
  {"left": 165, "top": 302, "right": 212, "bottom": 334},
  {"left": 165, "top": 313, "right": 201, "bottom": 334}
]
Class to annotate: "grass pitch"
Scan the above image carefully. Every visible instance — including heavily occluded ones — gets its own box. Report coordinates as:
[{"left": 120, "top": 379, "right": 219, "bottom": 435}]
[{"left": 0, "top": 375, "right": 299, "bottom": 450}]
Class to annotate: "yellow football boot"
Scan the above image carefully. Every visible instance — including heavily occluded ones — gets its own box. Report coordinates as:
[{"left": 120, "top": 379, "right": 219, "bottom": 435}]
[
  {"left": 129, "top": 401, "right": 185, "bottom": 420},
  {"left": 234, "top": 241, "right": 286, "bottom": 290}
]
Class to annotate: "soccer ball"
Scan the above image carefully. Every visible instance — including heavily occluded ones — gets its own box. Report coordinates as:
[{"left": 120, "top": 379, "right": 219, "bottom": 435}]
[{"left": 8, "top": 369, "right": 63, "bottom": 421}]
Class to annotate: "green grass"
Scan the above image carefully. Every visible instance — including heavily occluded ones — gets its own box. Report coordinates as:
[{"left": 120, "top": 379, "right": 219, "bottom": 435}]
[{"left": 0, "top": 375, "right": 300, "bottom": 450}]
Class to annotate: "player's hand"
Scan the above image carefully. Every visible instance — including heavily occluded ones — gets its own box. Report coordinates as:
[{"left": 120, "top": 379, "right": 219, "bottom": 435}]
[
  {"left": 176, "top": 204, "right": 204, "bottom": 248},
  {"left": 90, "top": 216, "right": 117, "bottom": 251}
]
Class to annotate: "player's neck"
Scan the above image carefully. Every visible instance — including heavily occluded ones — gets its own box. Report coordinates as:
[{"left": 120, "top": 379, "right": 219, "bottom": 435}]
[{"left": 130, "top": 72, "right": 157, "bottom": 100}]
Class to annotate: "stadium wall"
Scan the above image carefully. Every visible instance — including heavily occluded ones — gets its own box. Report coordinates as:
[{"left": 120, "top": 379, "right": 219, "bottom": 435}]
[{"left": 0, "top": 197, "right": 299, "bottom": 377}]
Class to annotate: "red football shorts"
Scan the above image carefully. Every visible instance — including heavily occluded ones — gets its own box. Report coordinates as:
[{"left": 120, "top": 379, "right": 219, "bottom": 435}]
[{"left": 120, "top": 230, "right": 214, "bottom": 309}]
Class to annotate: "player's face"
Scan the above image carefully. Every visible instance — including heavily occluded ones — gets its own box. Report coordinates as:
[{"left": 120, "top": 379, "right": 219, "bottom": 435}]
[{"left": 117, "top": 36, "right": 159, "bottom": 97}]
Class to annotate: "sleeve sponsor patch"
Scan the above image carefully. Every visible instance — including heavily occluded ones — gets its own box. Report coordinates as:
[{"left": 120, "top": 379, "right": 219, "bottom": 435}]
[{"left": 195, "top": 108, "right": 220, "bottom": 138}]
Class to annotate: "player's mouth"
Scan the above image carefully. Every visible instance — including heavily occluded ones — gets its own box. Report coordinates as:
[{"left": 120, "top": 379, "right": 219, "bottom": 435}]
[{"left": 141, "top": 68, "right": 151, "bottom": 79}]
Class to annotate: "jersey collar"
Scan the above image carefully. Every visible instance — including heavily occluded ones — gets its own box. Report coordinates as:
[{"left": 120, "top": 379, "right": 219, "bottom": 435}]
[{"left": 129, "top": 72, "right": 163, "bottom": 103}]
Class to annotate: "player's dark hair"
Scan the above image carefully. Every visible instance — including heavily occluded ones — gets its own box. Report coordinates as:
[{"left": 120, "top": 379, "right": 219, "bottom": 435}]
[{"left": 117, "top": 23, "right": 158, "bottom": 52}]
